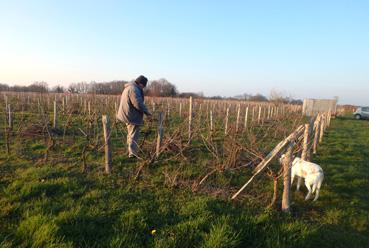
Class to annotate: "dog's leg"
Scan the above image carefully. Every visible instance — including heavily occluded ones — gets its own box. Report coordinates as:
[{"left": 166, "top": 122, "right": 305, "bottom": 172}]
[
  {"left": 313, "top": 176, "right": 323, "bottom": 201},
  {"left": 291, "top": 173, "right": 295, "bottom": 186},
  {"left": 313, "top": 187, "right": 320, "bottom": 201},
  {"left": 304, "top": 181, "right": 312, "bottom": 200},
  {"left": 297, "top": 177, "right": 302, "bottom": 191}
]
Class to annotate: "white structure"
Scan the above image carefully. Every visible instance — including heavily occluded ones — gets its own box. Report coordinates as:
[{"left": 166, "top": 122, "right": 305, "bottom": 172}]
[{"left": 302, "top": 99, "right": 337, "bottom": 116}]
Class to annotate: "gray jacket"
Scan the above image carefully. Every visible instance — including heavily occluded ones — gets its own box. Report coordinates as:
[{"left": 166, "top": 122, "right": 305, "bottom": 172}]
[{"left": 116, "top": 82, "right": 151, "bottom": 125}]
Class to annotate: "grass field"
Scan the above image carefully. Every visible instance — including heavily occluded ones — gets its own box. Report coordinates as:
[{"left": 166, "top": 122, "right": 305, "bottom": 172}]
[{"left": 1, "top": 115, "right": 368, "bottom": 248}]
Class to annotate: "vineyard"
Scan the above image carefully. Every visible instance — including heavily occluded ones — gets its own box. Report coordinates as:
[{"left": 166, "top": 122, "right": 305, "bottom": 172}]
[
  {"left": 0, "top": 93, "right": 306, "bottom": 198},
  {"left": 1, "top": 92, "right": 368, "bottom": 247}
]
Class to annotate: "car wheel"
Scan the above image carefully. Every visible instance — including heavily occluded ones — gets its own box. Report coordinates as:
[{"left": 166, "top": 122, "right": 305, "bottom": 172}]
[{"left": 355, "top": 114, "right": 361, "bottom": 120}]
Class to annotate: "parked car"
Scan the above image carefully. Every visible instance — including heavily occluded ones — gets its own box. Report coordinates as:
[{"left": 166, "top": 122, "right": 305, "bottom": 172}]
[{"left": 353, "top": 107, "right": 369, "bottom": 120}]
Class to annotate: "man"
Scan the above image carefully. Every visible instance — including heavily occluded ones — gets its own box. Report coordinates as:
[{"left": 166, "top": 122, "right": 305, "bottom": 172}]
[{"left": 116, "top": 75, "right": 152, "bottom": 158}]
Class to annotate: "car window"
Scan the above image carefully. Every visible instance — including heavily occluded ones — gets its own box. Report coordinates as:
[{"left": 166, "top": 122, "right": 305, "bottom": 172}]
[{"left": 362, "top": 107, "right": 369, "bottom": 112}]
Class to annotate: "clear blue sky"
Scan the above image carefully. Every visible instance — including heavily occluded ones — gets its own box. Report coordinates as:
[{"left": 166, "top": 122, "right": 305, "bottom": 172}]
[{"left": 1, "top": 0, "right": 368, "bottom": 105}]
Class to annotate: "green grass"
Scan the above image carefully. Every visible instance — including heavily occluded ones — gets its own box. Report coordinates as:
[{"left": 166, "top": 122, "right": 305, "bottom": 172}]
[{"left": 1, "top": 116, "right": 369, "bottom": 247}]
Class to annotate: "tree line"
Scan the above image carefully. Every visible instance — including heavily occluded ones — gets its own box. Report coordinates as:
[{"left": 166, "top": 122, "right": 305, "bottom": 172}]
[
  {"left": 0, "top": 79, "right": 178, "bottom": 96},
  {"left": 0, "top": 79, "right": 302, "bottom": 104}
]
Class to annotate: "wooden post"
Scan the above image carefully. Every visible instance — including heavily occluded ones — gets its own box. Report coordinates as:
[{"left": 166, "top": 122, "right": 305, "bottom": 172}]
[
  {"left": 83, "top": 100, "right": 87, "bottom": 114},
  {"left": 102, "top": 115, "right": 112, "bottom": 174},
  {"left": 167, "top": 102, "right": 170, "bottom": 118},
  {"left": 37, "top": 98, "right": 41, "bottom": 113},
  {"left": 313, "top": 115, "right": 321, "bottom": 154},
  {"left": 179, "top": 102, "right": 182, "bottom": 118},
  {"left": 53, "top": 101, "right": 57, "bottom": 129},
  {"left": 210, "top": 110, "right": 213, "bottom": 133},
  {"left": 319, "top": 115, "right": 325, "bottom": 143},
  {"left": 225, "top": 107, "right": 229, "bottom": 135},
  {"left": 156, "top": 112, "right": 164, "bottom": 158},
  {"left": 244, "top": 106, "right": 249, "bottom": 131},
  {"left": 270, "top": 106, "right": 274, "bottom": 120},
  {"left": 7, "top": 104, "right": 12, "bottom": 129},
  {"left": 4, "top": 109, "right": 10, "bottom": 155},
  {"left": 4, "top": 94, "right": 8, "bottom": 110},
  {"left": 188, "top": 96, "right": 193, "bottom": 140},
  {"left": 282, "top": 142, "right": 294, "bottom": 213},
  {"left": 301, "top": 123, "right": 310, "bottom": 161},
  {"left": 258, "top": 106, "right": 261, "bottom": 124},
  {"left": 251, "top": 106, "right": 255, "bottom": 123},
  {"left": 236, "top": 104, "right": 240, "bottom": 132},
  {"left": 88, "top": 101, "right": 91, "bottom": 117}
]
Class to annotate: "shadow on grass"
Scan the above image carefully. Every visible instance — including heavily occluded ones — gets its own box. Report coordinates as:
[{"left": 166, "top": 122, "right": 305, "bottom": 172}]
[{"left": 296, "top": 116, "right": 369, "bottom": 246}]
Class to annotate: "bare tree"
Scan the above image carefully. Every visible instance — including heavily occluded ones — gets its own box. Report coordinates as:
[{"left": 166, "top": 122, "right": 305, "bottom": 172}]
[
  {"left": 28, "top": 82, "right": 49, "bottom": 93},
  {"left": 146, "top": 78, "right": 177, "bottom": 97},
  {"left": 249, "top": 93, "right": 268, "bottom": 102},
  {"left": 51, "top": 85, "right": 65, "bottom": 93}
]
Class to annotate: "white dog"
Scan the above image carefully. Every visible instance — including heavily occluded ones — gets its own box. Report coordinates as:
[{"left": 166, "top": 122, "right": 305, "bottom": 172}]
[{"left": 280, "top": 155, "right": 324, "bottom": 201}]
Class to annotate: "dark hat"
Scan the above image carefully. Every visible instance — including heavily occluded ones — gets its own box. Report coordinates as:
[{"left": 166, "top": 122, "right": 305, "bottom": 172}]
[{"left": 135, "top": 75, "right": 148, "bottom": 87}]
